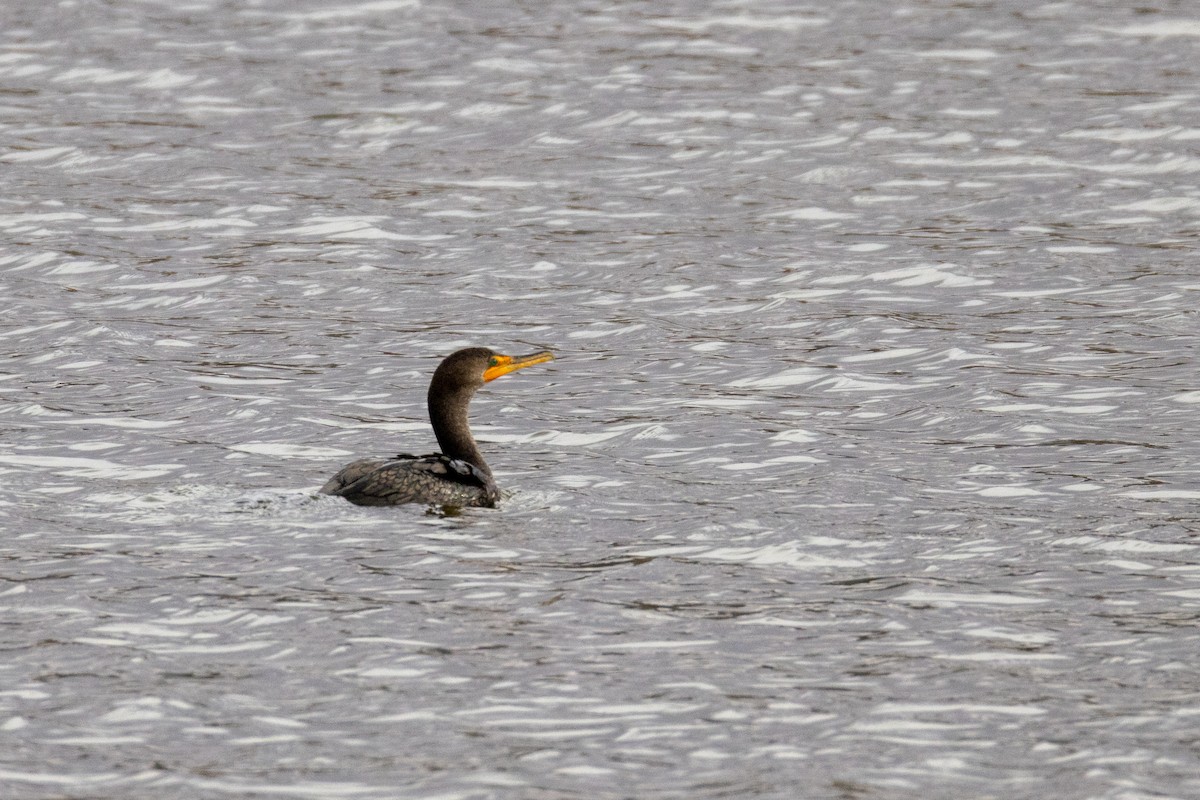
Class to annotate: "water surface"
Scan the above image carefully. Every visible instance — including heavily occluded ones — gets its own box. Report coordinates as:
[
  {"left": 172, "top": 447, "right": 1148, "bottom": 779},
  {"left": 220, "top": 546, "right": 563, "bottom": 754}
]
[{"left": 2, "top": 1, "right": 1199, "bottom": 798}]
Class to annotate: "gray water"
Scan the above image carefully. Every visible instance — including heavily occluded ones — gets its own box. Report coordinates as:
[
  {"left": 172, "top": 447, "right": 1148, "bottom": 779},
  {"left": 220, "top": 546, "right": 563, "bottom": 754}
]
[{"left": 2, "top": 1, "right": 1199, "bottom": 798}]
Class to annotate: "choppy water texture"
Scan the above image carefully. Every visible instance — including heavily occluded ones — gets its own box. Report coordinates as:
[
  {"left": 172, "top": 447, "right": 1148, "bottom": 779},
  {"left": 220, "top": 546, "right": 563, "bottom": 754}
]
[{"left": 2, "top": 1, "right": 1199, "bottom": 798}]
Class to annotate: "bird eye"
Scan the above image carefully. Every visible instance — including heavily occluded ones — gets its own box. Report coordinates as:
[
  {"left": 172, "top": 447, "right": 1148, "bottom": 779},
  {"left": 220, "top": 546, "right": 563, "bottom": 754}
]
[{"left": 488, "top": 357, "right": 499, "bottom": 367}]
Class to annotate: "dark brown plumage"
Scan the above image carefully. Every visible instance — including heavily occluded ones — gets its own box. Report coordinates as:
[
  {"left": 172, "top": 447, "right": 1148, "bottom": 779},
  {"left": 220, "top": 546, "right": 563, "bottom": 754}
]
[{"left": 320, "top": 347, "right": 553, "bottom": 508}]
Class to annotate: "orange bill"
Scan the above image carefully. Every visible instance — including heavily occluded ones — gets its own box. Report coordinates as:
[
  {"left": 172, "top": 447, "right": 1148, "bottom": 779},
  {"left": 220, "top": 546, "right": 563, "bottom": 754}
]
[{"left": 482, "top": 350, "right": 554, "bottom": 383}]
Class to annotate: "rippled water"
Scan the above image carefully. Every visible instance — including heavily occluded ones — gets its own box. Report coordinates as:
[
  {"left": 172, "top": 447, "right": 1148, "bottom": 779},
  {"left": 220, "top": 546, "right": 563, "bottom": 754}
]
[{"left": 3, "top": 1, "right": 1200, "bottom": 797}]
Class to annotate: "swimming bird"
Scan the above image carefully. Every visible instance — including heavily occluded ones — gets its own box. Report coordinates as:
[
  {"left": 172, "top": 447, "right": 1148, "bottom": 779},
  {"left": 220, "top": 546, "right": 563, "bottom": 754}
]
[{"left": 320, "top": 347, "right": 554, "bottom": 508}]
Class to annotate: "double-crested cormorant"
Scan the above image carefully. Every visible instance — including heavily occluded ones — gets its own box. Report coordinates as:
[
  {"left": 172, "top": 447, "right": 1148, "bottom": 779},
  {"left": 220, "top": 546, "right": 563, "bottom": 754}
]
[{"left": 320, "top": 347, "right": 553, "bottom": 508}]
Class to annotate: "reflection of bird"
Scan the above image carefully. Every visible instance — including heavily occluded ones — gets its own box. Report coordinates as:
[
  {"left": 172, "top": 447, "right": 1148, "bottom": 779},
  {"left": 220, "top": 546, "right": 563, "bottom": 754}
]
[{"left": 320, "top": 347, "right": 554, "bottom": 508}]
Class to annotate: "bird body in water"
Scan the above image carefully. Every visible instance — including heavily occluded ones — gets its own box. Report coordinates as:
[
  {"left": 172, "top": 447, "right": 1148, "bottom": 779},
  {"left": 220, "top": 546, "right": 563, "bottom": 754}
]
[{"left": 320, "top": 347, "right": 553, "bottom": 508}]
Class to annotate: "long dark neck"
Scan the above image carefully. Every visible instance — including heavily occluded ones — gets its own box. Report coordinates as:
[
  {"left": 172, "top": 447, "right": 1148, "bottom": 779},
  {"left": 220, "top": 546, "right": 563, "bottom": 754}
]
[{"left": 428, "top": 381, "right": 490, "bottom": 476}]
